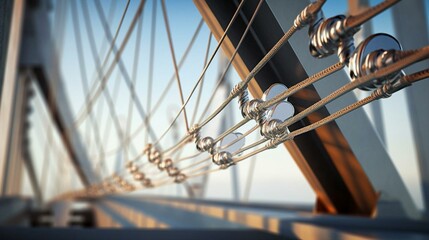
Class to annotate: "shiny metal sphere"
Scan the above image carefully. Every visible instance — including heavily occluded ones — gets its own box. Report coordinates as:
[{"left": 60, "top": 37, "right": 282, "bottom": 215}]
[
  {"left": 141, "top": 178, "right": 153, "bottom": 187},
  {"left": 212, "top": 151, "right": 232, "bottom": 166},
  {"left": 158, "top": 158, "right": 173, "bottom": 171},
  {"left": 167, "top": 167, "right": 180, "bottom": 177},
  {"left": 149, "top": 150, "right": 162, "bottom": 164},
  {"left": 133, "top": 172, "right": 145, "bottom": 181},
  {"left": 174, "top": 173, "right": 187, "bottom": 183},
  {"left": 196, "top": 137, "right": 214, "bottom": 152}
]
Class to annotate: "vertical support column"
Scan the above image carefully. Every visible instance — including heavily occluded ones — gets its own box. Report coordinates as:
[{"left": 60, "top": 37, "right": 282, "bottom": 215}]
[
  {"left": 392, "top": 0, "right": 429, "bottom": 219},
  {"left": 2, "top": 72, "right": 26, "bottom": 195},
  {"left": 219, "top": 55, "right": 240, "bottom": 201},
  {"left": 0, "top": 0, "right": 25, "bottom": 195},
  {"left": 223, "top": 88, "right": 240, "bottom": 201},
  {"left": 52, "top": 200, "right": 72, "bottom": 227},
  {"left": 0, "top": 0, "right": 14, "bottom": 96}
]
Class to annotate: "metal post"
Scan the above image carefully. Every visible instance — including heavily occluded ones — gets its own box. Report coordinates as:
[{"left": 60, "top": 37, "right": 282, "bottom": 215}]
[
  {"left": 0, "top": 0, "right": 25, "bottom": 195},
  {"left": 219, "top": 55, "right": 240, "bottom": 201},
  {"left": 223, "top": 95, "right": 240, "bottom": 201},
  {"left": 52, "top": 200, "right": 72, "bottom": 227}
]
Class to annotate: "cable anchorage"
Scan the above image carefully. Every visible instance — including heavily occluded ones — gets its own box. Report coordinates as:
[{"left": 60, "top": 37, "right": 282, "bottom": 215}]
[
  {"left": 144, "top": 144, "right": 188, "bottom": 184},
  {"left": 308, "top": 0, "right": 400, "bottom": 63},
  {"left": 155, "top": 0, "right": 329, "bottom": 172},
  {"left": 348, "top": 33, "right": 405, "bottom": 91}
]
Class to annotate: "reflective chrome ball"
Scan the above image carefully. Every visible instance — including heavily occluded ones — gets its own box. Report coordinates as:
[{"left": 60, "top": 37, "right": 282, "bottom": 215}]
[
  {"left": 167, "top": 167, "right": 180, "bottom": 177},
  {"left": 174, "top": 173, "right": 187, "bottom": 183},
  {"left": 133, "top": 172, "right": 145, "bottom": 181},
  {"left": 125, "top": 161, "right": 133, "bottom": 169},
  {"left": 149, "top": 150, "right": 161, "bottom": 164},
  {"left": 141, "top": 178, "right": 153, "bottom": 187},
  {"left": 129, "top": 165, "right": 139, "bottom": 173},
  {"left": 212, "top": 151, "right": 232, "bottom": 166},
  {"left": 158, "top": 158, "right": 173, "bottom": 171},
  {"left": 196, "top": 136, "right": 214, "bottom": 152}
]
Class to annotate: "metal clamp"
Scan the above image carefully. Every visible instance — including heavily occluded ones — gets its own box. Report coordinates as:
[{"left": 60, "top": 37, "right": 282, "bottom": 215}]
[
  {"left": 309, "top": 14, "right": 358, "bottom": 63},
  {"left": 348, "top": 33, "right": 404, "bottom": 90}
]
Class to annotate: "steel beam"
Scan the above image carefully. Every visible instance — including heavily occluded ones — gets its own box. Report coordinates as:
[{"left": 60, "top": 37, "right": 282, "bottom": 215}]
[
  {"left": 0, "top": 0, "right": 14, "bottom": 97},
  {"left": 98, "top": 195, "right": 249, "bottom": 229},
  {"left": 0, "top": 196, "right": 32, "bottom": 225},
  {"left": 19, "top": 0, "right": 98, "bottom": 186},
  {"left": 391, "top": 0, "right": 429, "bottom": 219},
  {"left": 89, "top": 195, "right": 429, "bottom": 239},
  {"left": 0, "top": 228, "right": 285, "bottom": 240},
  {"left": 194, "top": 0, "right": 418, "bottom": 218},
  {"left": 0, "top": 0, "right": 25, "bottom": 195},
  {"left": 22, "top": 150, "right": 43, "bottom": 205},
  {"left": 0, "top": 0, "right": 42, "bottom": 200},
  {"left": 2, "top": 71, "right": 26, "bottom": 195},
  {"left": 51, "top": 200, "right": 72, "bottom": 227}
]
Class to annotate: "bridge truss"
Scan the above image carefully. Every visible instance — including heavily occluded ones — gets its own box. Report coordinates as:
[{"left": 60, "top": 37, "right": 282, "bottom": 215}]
[{"left": 1, "top": 0, "right": 429, "bottom": 239}]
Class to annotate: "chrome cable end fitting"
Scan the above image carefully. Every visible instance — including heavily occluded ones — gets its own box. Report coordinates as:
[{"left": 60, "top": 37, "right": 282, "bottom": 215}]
[
  {"left": 230, "top": 82, "right": 246, "bottom": 98},
  {"left": 167, "top": 167, "right": 180, "bottom": 177},
  {"left": 133, "top": 172, "right": 145, "bottom": 181},
  {"left": 148, "top": 149, "right": 162, "bottom": 164},
  {"left": 261, "top": 119, "right": 284, "bottom": 139},
  {"left": 129, "top": 165, "right": 139, "bottom": 174},
  {"left": 244, "top": 98, "right": 264, "bottom": 120},
  {"left": 191, "top": 124, "right": 214, "bottom": 154},
  {"left": 309, "top": 15, "right": 358, "bottom": 63},
  {"left": 196, "top": 136, "right": 215, "bottom": 153},
  {"left": 189, "top": 124, "right": 200, "bottom": 136},
  {"left": 238, "top": 88, "right": 249, "bottom": 118},
  {"left": 266, "top": 138, "right": 281, "bottom": 150},
  {"left": 220, "top": 162, "right": 233, "bottom": 170},
  {"left": 174, "top": 173, "right": 187, "bottom": 183},
  {"left": 372, "top": 84, "right": 392, "bottom": 99},
  {"left": 294, "top": 0, "right": 326, "bottom": 29},
  {"left": 126, "top": 161, "right": 138, "bottom": 174},
  {"left": 125, "top": 161, "right": 133, "bottom": 169},
  {"left": 212, "top": 151, "right": 233, "bottom": 166},
  {"left": 158, "top": 158, "right": 173, "bottom": 171},
  {"left": 143, "top": 144, "right": 152, "bottom": 155},
  {"left": 349, "top": 33, "right": 404, "bottom": 90},
  {"left": 141, "top": 178, "right": 153, "bottom": 188}
]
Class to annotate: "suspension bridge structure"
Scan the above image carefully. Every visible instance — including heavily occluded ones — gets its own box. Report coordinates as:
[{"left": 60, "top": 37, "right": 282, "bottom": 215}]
[{"left": 1, "top": 0, "right": 429, "bottom": 239}]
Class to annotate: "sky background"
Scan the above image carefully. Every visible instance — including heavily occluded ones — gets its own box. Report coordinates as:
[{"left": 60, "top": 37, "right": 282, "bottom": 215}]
[{"left": 23, "top": 0, "right": 429, "bottom": 211}]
